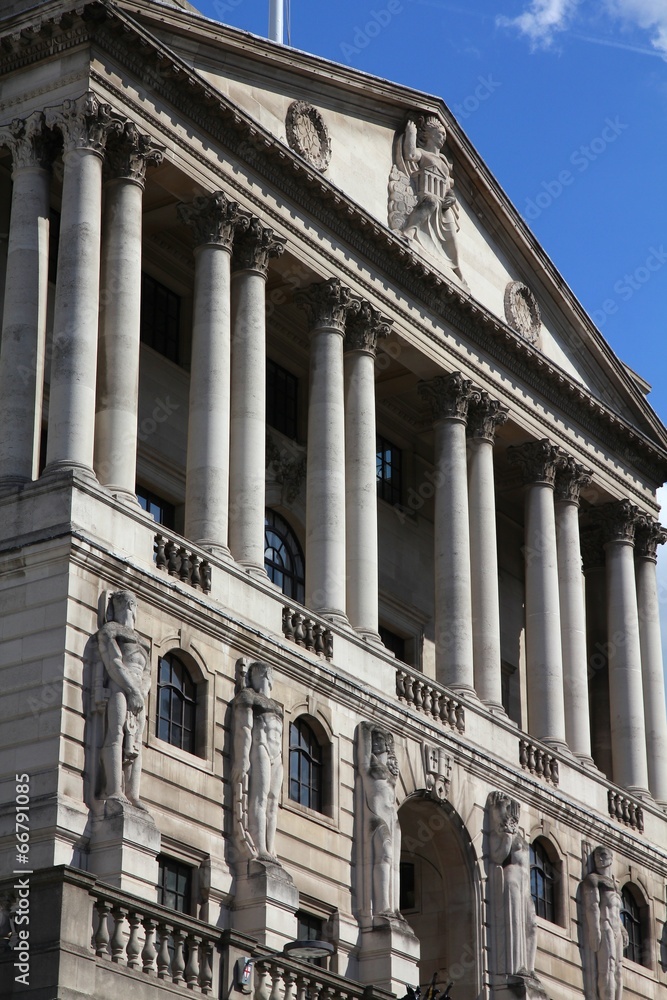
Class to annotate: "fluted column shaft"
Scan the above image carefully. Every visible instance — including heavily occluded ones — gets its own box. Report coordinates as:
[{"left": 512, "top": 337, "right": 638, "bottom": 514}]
[
  {"left": 509, "top": 440, "right": 566, "bottom": 748},
  {"left": 420, "top": 374, "right": 475, "bottom": 695},
  {"left": 229, "top": 220, "right": 284, "bottom": 572},
  {"left": 178, "top": 193, "right": 248, "bottom": 553},
  {"left": 344, "top": 303, "right": 390, "bottom": 639},
  {"left": 635, "top": 518, "right": 667, "bottom": 803},
  {"left": 0, "top": 112, "right": 51, "bottom": 485},
  {"left": 296, "top": 278, "right": 356, "bottom": 622},
  {"left": 555, "top": 459, "right": 593, "bottom": 760},
  {"left": 467, "top": 392, "right": 508, "bottom": 710},
  {"left": 44, "top": 93, "right": 122, "bottom": 475},
  {"left": 598, "top": 501, "right": 649, "bottom": 795},
  {"left": 95, "top": 125, "right": 163, "bottom": 498}
]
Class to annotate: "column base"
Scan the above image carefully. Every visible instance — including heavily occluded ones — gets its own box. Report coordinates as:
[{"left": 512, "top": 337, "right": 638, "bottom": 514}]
[
  {"left": 574, "top": 753, "right": 598, "bottom": 769},
  {"left": 449, "top": 683, "right": 479, "bottom": 700},
  {"left": 0, "top": 474, "right": 31, "bottom": 495},
  {"left": 539, "top": 737, "right": 571, "bottom": 756},
  {"left": 195, "top": 538, "right": 233, "bottom": 561},
  {"left": 312, "top": 607, "right": 350, "bottom": 629},
  {"left": 359, "top": 628, "right": 384, "bottom": 647},
  {"left": 483, "top": 699, "right": 507, "bottom": 716},
  {"left": 104, "top": 484, "right": 142, "bottom": 507},
  {"left": 41, "top": 460, "right": 98, "bottom": 485},
  {"left": 237, "top": 560, "right": 269, "bottom": 581},
  {"left": 624, "top": 785, "right": 652, "bottom": 800}
]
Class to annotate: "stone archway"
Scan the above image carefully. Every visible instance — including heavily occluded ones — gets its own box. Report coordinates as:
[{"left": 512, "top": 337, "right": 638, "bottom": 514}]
[{"left": 398, "top": 794, "right": 481, "bottom": 1000}]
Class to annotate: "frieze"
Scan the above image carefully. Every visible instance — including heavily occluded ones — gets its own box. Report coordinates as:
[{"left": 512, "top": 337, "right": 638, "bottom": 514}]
[{"left": 10, "top": 6, "right": 664, "bottom": 487}]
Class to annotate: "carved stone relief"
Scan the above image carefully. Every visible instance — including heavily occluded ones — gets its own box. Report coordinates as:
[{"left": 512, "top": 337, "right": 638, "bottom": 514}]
[
  {"left": 423, "top": 743, "right": 452, "bottom": 801},
  {"left": 388, "top": 112, "right": 467, "bottom": 288},
  {"left": 504, "top": 281, "right": 541, "bottom": 344},
  {"left": 285, "top": 100, "right": 331, "bottom": 172},
  {"left": 581, "top": 846, "right": 626, "bottom": 1000}
]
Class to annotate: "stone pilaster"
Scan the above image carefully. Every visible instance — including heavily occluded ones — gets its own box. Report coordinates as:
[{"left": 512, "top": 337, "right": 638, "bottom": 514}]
[
  {"left": 94, "top": 123, "right": 164, "bottom": 500},
  {"left": 554, "top": 456, "right": 594, "bottom": 762},
  {"left": 419, "top": 373, "right": 477, "bottom": 696},
  {"left": 229, "top": 219, "right": 284, "bottom": 573},
  {"left": 178, "top": 192, "right": 250, "bottom": 555},
  {"left": 508, "top": 440, "right": 567, "bottom": 749},
  {"left": 43, "top": 92, "right": 123, "bottom": 477},
  {"left": 0, "top": 111, "right": 53, "bottom": 487},
  {"left": 596, "top": 500, "right": 650, "bottom": 795},
  {"left": 344, "top": 301, "right": 391, "bottom": 641},
  {"left": 295, "top": 278, "right": 357, "bottom": 621},
  {"left": 466, "top": 391, "right": 508, "bottom": 711},
  {"left": 634, "top": 515, "right": 667, "bottom": 803}
]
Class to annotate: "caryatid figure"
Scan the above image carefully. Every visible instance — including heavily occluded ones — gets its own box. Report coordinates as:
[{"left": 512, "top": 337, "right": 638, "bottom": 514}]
[
  {"left": 356, "top": 721, "right": 401, "bottom": 920},
  {"left": 96, "top": 590, "right": 151, "bottom": 811},
  {"left": 232, "top": 662, "right": 284, "bottom": 862},
  {"left": 582, "top": 846, "right": 627, "bottom": 1000},
  {"left": 486, "top": 790, "right": 538, "bottom": 979}
]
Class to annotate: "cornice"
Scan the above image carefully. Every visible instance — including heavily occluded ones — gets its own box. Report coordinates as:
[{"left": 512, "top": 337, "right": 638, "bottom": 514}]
[{"left": 2, "top": 0, "right": 667, "bottom": 487}]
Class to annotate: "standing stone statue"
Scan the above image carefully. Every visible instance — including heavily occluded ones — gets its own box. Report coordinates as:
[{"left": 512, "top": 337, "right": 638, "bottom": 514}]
[
  {"left": 232, "top": 661, "right": 283, "bottom": 862},
  {"left": 94, "top": 590, "right": 151, "bottom": 813},
  {"left": 486, "top": 791, "right": 538, "bottom": 982},
  {"left": 355, "top": 721, "right": 401, "bottom": 920},
  {"left": 388, "top": 113, "right": 467, "bottom": 287},
  {"left": 581, "top": 846, "right": 627, "bottom": 1000}
]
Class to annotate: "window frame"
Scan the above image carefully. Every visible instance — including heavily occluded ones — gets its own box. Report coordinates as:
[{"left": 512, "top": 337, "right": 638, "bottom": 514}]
[
  {"left": 289, "top": 717, "right": 324, "bottom": 814},
  {"left": 529, "top": 839, "right": 558, "bottom": 924},
  {"left": 157, "top": 854, "right": 195, "bottom": 916},
  {"left": 376, "top": 433, "right": 403, "bottom": 507},
  {"left": 621, "top": 883, "right": 649, "bottom": 967},
  {"left": 148, "top": 646, "right": 212, "bottom": 767},
  {"left": 264, "top": 509, "right": 305, "bottom": 604}
]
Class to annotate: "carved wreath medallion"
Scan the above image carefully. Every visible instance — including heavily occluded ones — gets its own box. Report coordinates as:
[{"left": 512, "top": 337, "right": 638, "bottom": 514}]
[
  {"left": 504, "top": 281, "right": 541, "bottom": 344},
  {"left": 285, "top": 101, "right": 331, "bottom": 172}
]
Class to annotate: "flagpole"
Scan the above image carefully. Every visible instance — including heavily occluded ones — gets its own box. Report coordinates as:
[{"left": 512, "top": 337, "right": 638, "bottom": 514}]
[{"left": 269, "top": 0, "right": 284, "bottom": 43}]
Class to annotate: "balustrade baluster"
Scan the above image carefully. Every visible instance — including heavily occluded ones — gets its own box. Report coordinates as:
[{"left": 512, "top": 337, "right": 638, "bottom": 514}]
[
  {"left": 110, "top": 905, "right": 127, "bottom": 963},
  {"left": 94, "top": 899, "right": 112, "bottom": 957},
  {"left": 172, "top": 928, "right": 186, "bottom": 984},
  {"left": 179, "top": 547, "right": 192, "bottom": 583},
  {"left": 191, "top": 554, "right": 202, "bottom": 590},
  {"left": 200, "top": 939, "right": 213, "bottom": 995},
  {"left": 447, "top": 700, "right": 457, "bottom": 728},
  {"left": 314, "top": 621, "right": 325, "bottom": 654},
  {"left": 294, "top": 612, "right": 305, "bottom": 646},
  {"left": 414, "top": 679, "right": 423, "bottom": 710},
  {"left": 283, "top": 607, "right": 295, "bottom": 640},
  {"left": 295, "top": 973, "right": 308, "bottom": 1000},
  {"left": 201, "top": 560, "right": 212, "bottom": 593},
  {"left": 283, "top": 968, "right": 297, "bottom": 1000},
  {"left": 535, "top": 750, "right": 544, "bottom": 779},
  {"left": 324, "top": 630, "right": 334, "bottom": 659},
  {"left": 431, "top": 688, "right": 441, "bottom": 720},
  {"left": 269, "top": 964, "right": 285, "bottom": 1000},
  {"left": 166, "top": 539, "right": 179, "bottom": 575},
  {"left": 185, "top": 933, "right": 201, "bottom": 987},
  {"left": 519, "top": 740, "right": 528, "bottom": 768},
  {"left": 155, "top": 534, "right": 167, "bottom": 569},
  {"left": 304, "top": 619, "right": 315, "bottom": 651},
  {"left": 156, "top": 922, "right": 172, "bottom": 979},
  {"left": 396, "top": 669, "right": 406, "bottom": 700},
  {"left": 141, "top": 917, "right": 157, "bottom": 974},
  {"left": 422, "top": 685, "right": 433, "bottom": 715},
  {"left": 126, "top": 911, "right": 143, "bottom": 970}
]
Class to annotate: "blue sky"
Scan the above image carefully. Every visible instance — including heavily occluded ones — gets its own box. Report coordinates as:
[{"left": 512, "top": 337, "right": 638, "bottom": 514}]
[{"left": 194, "top": 0, "right": 667, "bottom": 664}]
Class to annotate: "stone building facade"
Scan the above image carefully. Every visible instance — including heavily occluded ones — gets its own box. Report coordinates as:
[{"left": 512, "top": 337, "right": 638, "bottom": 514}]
[{"left": 0, "top": 1, "right": 666, "bottom": 999}]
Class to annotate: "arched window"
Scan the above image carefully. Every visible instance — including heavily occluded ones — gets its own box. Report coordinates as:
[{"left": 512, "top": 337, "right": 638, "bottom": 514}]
[
  {"left": 289, "top": 718, "right": 323, "bottom": 812},
  {"left": 265, "top": 510, "right": 305, "bottom": 603},
  {"left": 621, "top": 885, "right": 645, "bottom": 965},
  {"left": 156, "top": 652, "right": 197, "bottom": 754},
  {"left": 530, "top": 840, "right": 557, "bottom": 922}
]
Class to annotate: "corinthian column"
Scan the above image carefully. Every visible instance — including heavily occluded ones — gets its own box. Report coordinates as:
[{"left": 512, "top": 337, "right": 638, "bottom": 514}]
[
  {"left": 554, "top": 457, "right": 593, "bottom": 762},
  {"left": 508, "top": 440, "right": 567, "bottom": 749},
  {"left": 295, "top": 278, "right": 356, "bottom": 622},
  {"left": 344, "top": 301, "right": 391, "bottom": 640},
  {"left": 419, "top": 373, "right": 476, "bottom": 696},
  {"left": 229, "top": 219, "right": 285, "bottom": 572},
  {"left": 179, "top": 192, "right": 249, "bottom": 554},
  {"left": 634, "top": 517, "right": 667, "bottom": 803},
  {"left": 0, "top": 112, "right": 52, "bottom": 486},
  {"left": 43, "top": 92, "right": 123, "bottom": 476},
  {"left": 94, "top": 123, "right": 163, "bottom": 500},
  {"left": 467, "top": 391, "right": 508, "bottom": 711},
  {"left": 597, "top": 500, "right": 649, "bottom": 795}
]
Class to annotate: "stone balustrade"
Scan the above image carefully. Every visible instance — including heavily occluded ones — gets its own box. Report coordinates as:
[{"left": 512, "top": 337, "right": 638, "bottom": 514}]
[
  {"left": 396, "top": 666, "right": 466, "bottom": 733},
  {"left": 155, "top": 532, "right": 212, "bottom": 593},
  {"left": 93, "top": 893, "right": 217, "bottom": 994},
  {"left": 253, "top": 956, "right": 390, "bottom": 1000},
  {"left": 608, "top": 790, "right": 644, "bottom": 833},
  {"left": 518, "top": 739, "right": 560, "bottom": 786},
  {"left": 282, "top": 605, "right": 334, "bottom": 659}
]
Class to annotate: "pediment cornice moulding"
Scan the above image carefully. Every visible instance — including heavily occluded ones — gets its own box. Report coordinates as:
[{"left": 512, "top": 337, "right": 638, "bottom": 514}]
[{"left": 2, "top": 1, "right": 666, "bottom": 487}]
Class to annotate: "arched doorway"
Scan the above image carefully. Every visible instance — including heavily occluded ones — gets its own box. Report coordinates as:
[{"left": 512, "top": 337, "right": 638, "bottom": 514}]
[{"left": 399, "top": 794, "right": 481, "bottom": 999}]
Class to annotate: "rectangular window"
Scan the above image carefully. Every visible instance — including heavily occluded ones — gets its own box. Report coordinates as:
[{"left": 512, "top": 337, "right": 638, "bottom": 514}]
[
  {"left": 295, "top": 911, "right": 328, "bottom": 967},
  {"left": 376, "top": 435, "right": 402, "bottom": 506},
  {"left": 157, "top": 856, "right": 193, "bottom": 915},
  {"left": 267, "top": 358, "right": 298, "bottom": 439},
  {"left": 140, "top": 272, "right": 181, "bottom": 363},
  {"left": 137, "top": 485, "right": 175, "bottom": 530},
  {"left": 379, "top": 625, "right": 406, "bottom": 663}
]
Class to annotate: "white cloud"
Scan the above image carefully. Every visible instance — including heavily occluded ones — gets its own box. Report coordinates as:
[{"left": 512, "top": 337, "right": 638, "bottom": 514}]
[
  {"left": 604, "top": 0, "right": 667, "bottom": 56},
  {"left": 496, "top": 0, "right": 580, "bottom": 47}
]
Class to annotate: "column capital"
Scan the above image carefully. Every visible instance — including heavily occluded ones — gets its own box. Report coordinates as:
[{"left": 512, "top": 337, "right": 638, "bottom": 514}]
[
  {"left": 294, "top": 277, "right": 357, "bottom": 333},
  {"left": 595, "top": 499, "right": 641, "bottom": 546},
  {"left": 418, "top": 372, "right": 475, "bottom": 424},
  {"left": 0, "top": 110, "right": 54, "bottom": 171},
  {"left": 178, "top": 191, "right": 248, "bottom": 250},
  {"left": 232, "top": 217, "right": 286, "bottom": 275},
  {"left": 466, "top": 390, "right": 508, "bottom": 441},
  {"left": 554, "top": 455, "right": 592, "bottom": 505},
  {"left": 44, "top": 91, "right": 123, "bottom": 155},
  {"left": 507, "top": 438, "right": 561, "bottom": 486},
  {"left": 104, "top": 121, "right": 164, "bottom": 185},
  {"left": 344, "top": 300, "right": 392, "bottom": 355},
  {"left": 634, "top": 515, "right": 667, "bottom": 562}
]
